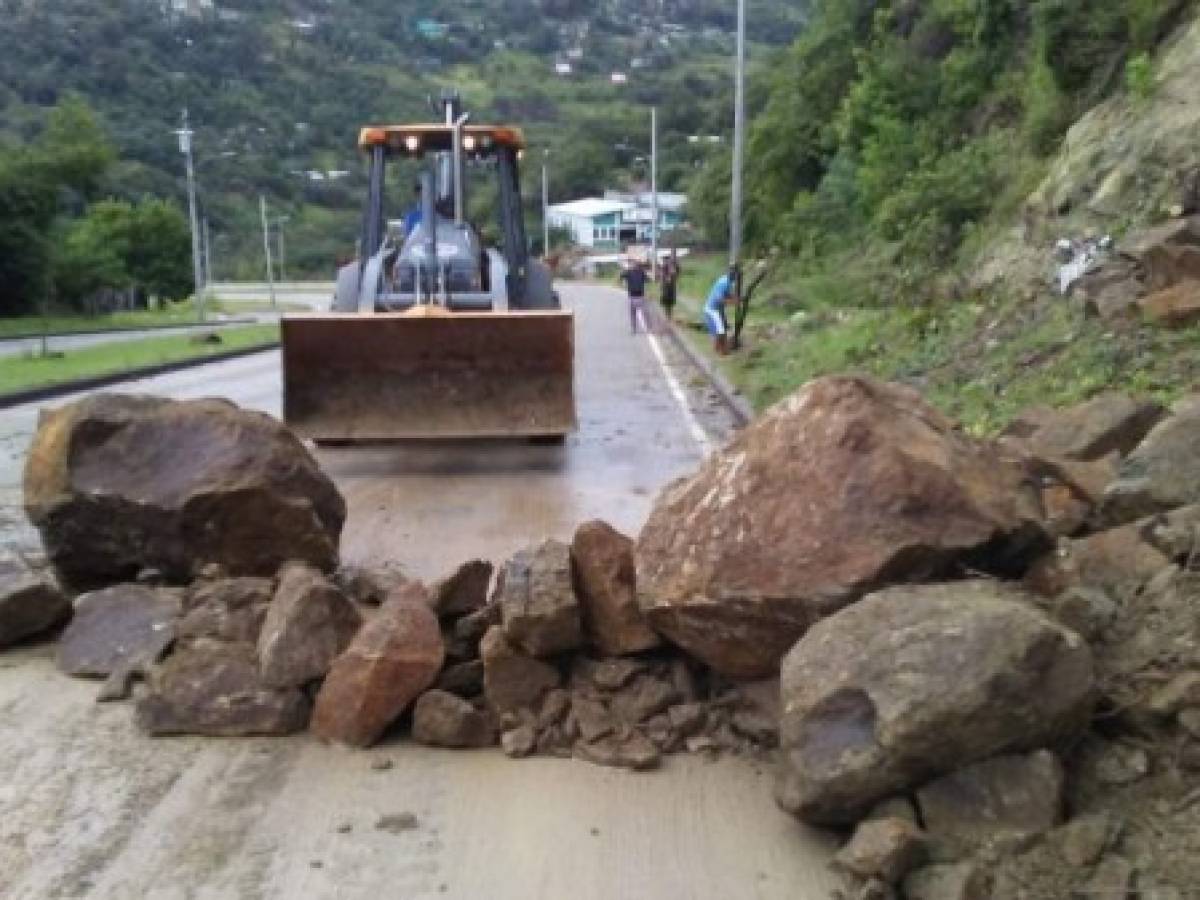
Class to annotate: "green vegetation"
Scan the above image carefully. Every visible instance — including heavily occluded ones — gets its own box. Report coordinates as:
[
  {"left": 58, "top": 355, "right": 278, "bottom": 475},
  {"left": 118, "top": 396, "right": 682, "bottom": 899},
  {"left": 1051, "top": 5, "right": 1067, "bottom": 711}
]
[
  {"left": 0, "top": 303, "right": 210, "bottom": 338},
  {"left": 0, "top": 324, "right": 279, "bottom": 395},
  {"left": 0, "top": 0, "right": 805, "bottom": 279},
  {"left": 677, "top": 0, "right": 1198, "bottom": 431}
]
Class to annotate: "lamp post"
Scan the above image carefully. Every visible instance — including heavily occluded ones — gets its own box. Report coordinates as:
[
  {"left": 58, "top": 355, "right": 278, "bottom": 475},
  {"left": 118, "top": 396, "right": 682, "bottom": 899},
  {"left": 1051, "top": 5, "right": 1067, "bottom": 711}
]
[
  {"left": 271, "top": 215, "right": 291, "bottom": 282},
  {"left": 174, "top": 109, "right": 205, "bottom": 321},
  {"left": 729, "top": 0, "right": 746, "bottom": 267},
  {"left": 259, "top": 194, "right": 277, "bottom": 309},
  {"left": 542, "top": 150, "right": 550, "bottom": 257},
  {"left": 650, "top": 106, "right": 659, "bottom": 277}
]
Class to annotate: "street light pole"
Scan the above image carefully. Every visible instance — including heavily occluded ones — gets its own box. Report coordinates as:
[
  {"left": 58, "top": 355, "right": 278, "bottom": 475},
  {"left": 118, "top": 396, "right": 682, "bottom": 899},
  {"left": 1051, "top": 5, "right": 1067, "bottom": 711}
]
[
  {"left": 542, "top": 150, "right": 550, "bottom": 258},
  {"left": 175, "top": 109, "right": 205, "bottom": 321},
  {"left": 277, "top": 224, "right": 286, "bottom": 282},
  {"left": 202, "top": 215, "right": 212, "bottom": 299},
  {"left": 651, "top": 106, "right": 659, "bottom": 278},
  {"left": 260, "top": 194, "right": 277, "bottom": 309},
  {"left": 729, "top": 0, "right": 746, "bottom": 268}
]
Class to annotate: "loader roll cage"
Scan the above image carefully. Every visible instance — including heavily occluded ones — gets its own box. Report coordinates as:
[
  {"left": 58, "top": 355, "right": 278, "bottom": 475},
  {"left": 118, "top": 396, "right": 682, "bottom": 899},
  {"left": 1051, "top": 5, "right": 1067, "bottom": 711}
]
[{"left": 355, "top": 123, "right": 533, "bottom": 309}]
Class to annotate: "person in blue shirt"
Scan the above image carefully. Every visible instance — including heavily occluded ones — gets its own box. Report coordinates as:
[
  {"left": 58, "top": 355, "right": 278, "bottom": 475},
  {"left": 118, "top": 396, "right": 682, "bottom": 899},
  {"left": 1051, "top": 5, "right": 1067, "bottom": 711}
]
[
  {"left": 402, "top": 182, "right": 423, "bottom": 238},
  {"left": 704, "top": 266, "right": 739, "bottom": 355}
]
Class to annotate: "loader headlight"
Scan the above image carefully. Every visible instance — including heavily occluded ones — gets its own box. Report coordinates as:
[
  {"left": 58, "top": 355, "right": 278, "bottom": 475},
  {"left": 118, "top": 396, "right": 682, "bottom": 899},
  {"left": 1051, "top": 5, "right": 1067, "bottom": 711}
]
[
  {"left": 463, "top": 135, "right": 477, "bottom": 151},
  {"left": 404, "top": 135, "right": 421, "bottom": 153}
]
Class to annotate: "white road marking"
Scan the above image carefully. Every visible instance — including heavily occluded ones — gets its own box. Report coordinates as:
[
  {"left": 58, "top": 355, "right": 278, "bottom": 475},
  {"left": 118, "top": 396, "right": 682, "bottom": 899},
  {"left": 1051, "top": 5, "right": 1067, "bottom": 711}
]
[{"left": 646, "top": 328, "right": 715, "bottom": 456}]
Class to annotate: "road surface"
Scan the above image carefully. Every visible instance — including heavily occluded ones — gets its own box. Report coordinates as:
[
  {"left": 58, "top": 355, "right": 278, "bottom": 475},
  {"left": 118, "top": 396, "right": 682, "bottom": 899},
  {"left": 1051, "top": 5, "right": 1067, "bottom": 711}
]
[
  {"left": 0, "top": 284, "right": 839, "bottom": 900},
  {"left": 0, "top": 317, "right": 273, "bottom": 361}
]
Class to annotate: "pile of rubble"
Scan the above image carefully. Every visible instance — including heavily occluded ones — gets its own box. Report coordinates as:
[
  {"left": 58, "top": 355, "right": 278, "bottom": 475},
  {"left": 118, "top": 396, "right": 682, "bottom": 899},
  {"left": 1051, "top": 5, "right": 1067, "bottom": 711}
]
[{"left": 4, "top": 377, "right": 1200, "bottom": 897}]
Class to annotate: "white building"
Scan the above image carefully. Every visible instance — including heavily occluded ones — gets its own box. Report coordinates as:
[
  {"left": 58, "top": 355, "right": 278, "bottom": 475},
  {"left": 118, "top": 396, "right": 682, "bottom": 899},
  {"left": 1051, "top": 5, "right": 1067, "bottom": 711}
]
[{"left": 547, "top": 194, "right": 687, "bottom": 250}]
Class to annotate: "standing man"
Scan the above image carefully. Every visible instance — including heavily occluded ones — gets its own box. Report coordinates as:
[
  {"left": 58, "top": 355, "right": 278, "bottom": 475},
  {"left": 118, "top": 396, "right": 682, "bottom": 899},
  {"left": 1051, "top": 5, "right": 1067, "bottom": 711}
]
[
  {"left": 618, "top": 256, "right": 650, "bottom": 335},
  {"left": 402, "top": 182, "right": 423, "bottom": 238},
  {"left": 659, "top": 250, "right": 681, "bottom": 323},
  {"left": 704, "top": 265, "right": 738, "bottom": 355}
]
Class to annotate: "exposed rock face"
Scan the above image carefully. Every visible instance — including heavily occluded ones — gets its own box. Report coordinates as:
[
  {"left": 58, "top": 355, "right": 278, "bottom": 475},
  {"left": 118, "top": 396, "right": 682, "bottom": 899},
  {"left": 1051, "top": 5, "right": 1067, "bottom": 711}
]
[
  {"left": 0, "top": 559, "right": 70, "bottom": 648},
  {"left": 431, "top": 560, "right": 493, "bottom": 617},
  {"left": 23, "top": 394, "right": 345, "bottom": 588},
  {"left": 571, "top": 520, "right": 660, "bottom": 656},
  {"left": 137, "top": 641, "right": 310, "bottom": 736},
  {"left": 777, "top": 581, "right": 1094, "bottom": 825},
  {"left": 311, "top": 589, "right": 444, "bottom": 748},
  {"left": 176, "top": 577, "right": 273, "bottom": 646},
  {"left": 1103, "top": 394, "right": 1200, "bottom": 523},
  {"left": 497, "top": 541, "right": 581, "bottom": 657},
  {"left": 258, "top": 563, "right": 361, "bottom": 688},
  {"left": 637, "top": 377, "right": 1049, "bottom": 677},
  {"left": 916, "top": 751, "right": 1065, "bottom": 854},
  {"left": 57, "top": 584, "right": 181, "bottom": 678},
  {"left": 480, "top": 625, "right": 560, "bottom": 715},
  {"left": 412, "top": 690, "right": 496, "bottom": 748},
  {"left": 1010, "top": 393, "right": 1165, "bottom": 462}
]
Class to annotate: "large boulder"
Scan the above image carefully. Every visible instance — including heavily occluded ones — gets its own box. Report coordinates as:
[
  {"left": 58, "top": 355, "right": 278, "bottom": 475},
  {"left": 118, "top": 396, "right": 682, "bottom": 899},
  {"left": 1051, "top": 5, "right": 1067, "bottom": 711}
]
[
  {"left": 0, "top": 558, "right": 70, "bottom": 648},
  {"left": 1005, "top": 393, "right": 1164, "bottom": 462},
  {"left": 311, "top": 586, "right": 444, "bottom": 748},
  {"left": 23, "top": 394, "right": 345, "bottom": 588},
  {"left": 636, "top": 377, "right": 1049, "bottom": 677},
  {"left": 777, "top": 581, "right": 1094, "bottom": 825},
  {"left": 571, "top": 520, "right": 660, "bottom": 656},
  {"left": 257, "top": 562, "right": 362, "bottom": 688},
  {"left": 498, "top": 541, "right": 581, "bottom": 657},
  {"left": 57, "top": 584, "right": 182, "bottom": 678},
  {"left": 1102, "top": 394, "right": 1200, "bottom": 523},
  {"left": 137, "top": 641, "right": 310, "bottom": 736}
]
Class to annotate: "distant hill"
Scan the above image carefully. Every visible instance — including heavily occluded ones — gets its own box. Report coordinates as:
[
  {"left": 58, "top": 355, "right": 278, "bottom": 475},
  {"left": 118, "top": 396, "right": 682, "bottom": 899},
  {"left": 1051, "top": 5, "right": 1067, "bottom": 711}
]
[{"left": 0, "top": 0, "right": 806, "bottom": 277}]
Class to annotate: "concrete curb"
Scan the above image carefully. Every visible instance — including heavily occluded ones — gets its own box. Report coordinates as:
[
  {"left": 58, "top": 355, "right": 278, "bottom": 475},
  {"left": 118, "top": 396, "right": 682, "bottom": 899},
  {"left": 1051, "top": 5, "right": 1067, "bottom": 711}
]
[
  {"left": 0, "top": 318, "right": 257, "bottom": 344},
  {"left": 0, "top": 342, "right": 280, "bottom": 410},
  {"left": 656, "top": 304, "right": 755, "bottom": 427}
]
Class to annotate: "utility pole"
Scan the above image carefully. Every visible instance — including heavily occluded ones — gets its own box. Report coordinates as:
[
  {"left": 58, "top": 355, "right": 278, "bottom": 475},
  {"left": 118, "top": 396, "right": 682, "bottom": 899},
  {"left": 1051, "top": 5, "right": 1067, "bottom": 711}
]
[
  {"left": 542, "top": 150, "right": 550, "bottom": 258},
  {"left": 729, "top": 0, "right": 746, "bottom": 267},
  {"left": 175, "top": 109, "right": 205, "bottom": 321},
  {"left": 277, "top": 224, "right": 286, "bottom": 282},
  {"left": 651, "top": 106, "right": 659, "bottom": 279},
  {"left": 260, "top": 194, "right": 277, "bottom": 309}
]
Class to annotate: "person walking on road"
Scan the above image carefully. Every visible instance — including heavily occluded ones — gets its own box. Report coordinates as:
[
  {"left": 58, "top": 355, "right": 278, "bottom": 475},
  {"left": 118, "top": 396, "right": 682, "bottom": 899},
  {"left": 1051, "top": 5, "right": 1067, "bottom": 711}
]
[
  {"left": 619, "top": 257, "right": 650, "bottom": 335},
  {"left": 660, "top": 250, "right": 681, "bottom": 323},
  {"left": 704, "top": 266, "right": 738, "bottom": 355}
]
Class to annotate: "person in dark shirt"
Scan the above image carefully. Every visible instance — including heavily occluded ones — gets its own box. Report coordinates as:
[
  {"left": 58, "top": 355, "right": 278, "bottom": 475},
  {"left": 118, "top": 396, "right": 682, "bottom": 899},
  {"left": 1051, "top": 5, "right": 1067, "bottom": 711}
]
[
  {"left": 618, "top": 258, "right": 650, "bottom": 335},
  {"left": 659, "top": 250, "right": 681, "bottom": 322}
]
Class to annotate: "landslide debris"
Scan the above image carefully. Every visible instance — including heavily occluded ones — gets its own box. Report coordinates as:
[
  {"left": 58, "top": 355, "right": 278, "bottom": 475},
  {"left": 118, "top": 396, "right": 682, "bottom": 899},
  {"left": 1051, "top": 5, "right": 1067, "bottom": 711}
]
[{"left": 15, "top": 385, "right": 1200, "bottom": 897}]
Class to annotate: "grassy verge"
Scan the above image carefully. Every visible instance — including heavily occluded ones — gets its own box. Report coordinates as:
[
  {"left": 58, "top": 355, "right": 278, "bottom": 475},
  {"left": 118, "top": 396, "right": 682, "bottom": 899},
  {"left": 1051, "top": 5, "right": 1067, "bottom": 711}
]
[
  {"left": 0, "top": 324, "right": 280, "bottom": 395},
  {"left": 675, "top": 264, "right": 1200, "bottom": 436},
  {"left": 0, "top": 303, "right": 216, "bottom": 338}
]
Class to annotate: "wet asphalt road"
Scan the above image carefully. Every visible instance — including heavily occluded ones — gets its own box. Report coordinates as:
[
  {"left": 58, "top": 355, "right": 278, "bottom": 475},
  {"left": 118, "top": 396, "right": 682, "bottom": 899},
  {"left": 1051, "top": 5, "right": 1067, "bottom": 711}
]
[{"left": 0, "top": 283, "right": 840, "bottom": 900}]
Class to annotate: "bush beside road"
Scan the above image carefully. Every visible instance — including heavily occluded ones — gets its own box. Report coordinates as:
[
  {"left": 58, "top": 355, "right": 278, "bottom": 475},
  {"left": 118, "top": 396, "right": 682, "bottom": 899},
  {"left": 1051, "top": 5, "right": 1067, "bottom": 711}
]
[{"left": 0, "top": 324, "right": 279, "bottom": 396}]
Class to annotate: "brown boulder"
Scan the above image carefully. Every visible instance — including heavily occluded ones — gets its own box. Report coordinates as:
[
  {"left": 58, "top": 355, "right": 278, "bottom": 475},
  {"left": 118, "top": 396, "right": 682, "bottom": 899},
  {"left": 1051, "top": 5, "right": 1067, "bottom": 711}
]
[
  {"left": 636, "top": 377, "right": 1049, "bottom": 677},
  {"left": 915, "top": 751, "right": 1065, "bottom": 854},
  {"left": 57, "top": 584, "right": 181, "bottom": 678},
  {"left": 480, "top": 625, "right": 560, "bottom": 715},
  {"left": 1025, "top": 521, "right": 1170, "bottom": 597},
  {"left": 497, "top": 541, "right": 581, "bottom": 657},
  {"left": 1125, "top": 217, "right": 1200, "bottom": 292},
  {"left": 137, "top": 641, "right": 309, "bottom": 736},
  {"left": 1102, "top": 394, "right": 1200, "bottom": 523},
  {"left": 571, "top": 521, "right": 660, "bottom": 656},
  {"left": 176, "top": 577, "right": 273, "bottom": 646},
  {"left": 1014, "top": 392, "right": 1165, "bottom": 462},
  {"left": 311, "top": 588, "right": 444, "bottom": 748},
  {"left": 23, "top": 394, "right": 345, "bottom": 588},
  {"left": 777, "top": 581, "right": 1093, "bottom": 825},
  {"left": 1139, "top": 279, "right": 1200, "bottom": 327},
  {"left": 258, "top": 562, "right": 362, "bottom": 688},
  {"left": 412, "top": 690, "right": 496, "bottom": 748},
  {"left": 431, "top": 560, "right": 493, "bottom": 617},
  {"left": 0, "top": 558, "right": 70, "bottom": 648}
]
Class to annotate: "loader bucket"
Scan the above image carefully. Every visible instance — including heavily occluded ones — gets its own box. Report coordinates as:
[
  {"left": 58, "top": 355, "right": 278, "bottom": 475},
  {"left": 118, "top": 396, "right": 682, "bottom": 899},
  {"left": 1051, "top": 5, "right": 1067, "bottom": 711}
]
[{"left": 281, "top": 311, "right": 576, "bottom": 440}]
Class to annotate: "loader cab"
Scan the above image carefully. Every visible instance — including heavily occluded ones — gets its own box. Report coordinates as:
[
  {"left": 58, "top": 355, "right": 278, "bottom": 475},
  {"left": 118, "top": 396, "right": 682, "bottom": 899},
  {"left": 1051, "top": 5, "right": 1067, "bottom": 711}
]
[{"left": 334, "top": 104, "right": 557, "bottom": 315}]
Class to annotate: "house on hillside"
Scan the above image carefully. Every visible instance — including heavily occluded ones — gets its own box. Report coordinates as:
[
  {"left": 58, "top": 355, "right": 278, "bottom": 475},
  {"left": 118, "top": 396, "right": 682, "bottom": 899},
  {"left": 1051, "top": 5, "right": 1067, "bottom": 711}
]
[{"left": 548, "top": 193, "right": 686, "bottom": 250}]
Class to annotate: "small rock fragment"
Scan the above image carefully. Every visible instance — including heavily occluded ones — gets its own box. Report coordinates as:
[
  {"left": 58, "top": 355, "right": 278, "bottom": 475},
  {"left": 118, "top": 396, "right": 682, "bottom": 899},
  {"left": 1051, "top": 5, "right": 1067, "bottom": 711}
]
[
  {"left": 501, "top": 724, "right": 537, "bottom": 758},
  {"left": 375, "top": 812, "right": 419, "bottom": 834},
  {"left": 434, "top": 660, "right": 485, "bottom": 697},
  {"left": 58, "top": 585, "right": 181, "bottom": 678},
  {"left": 498, "top": 541, "right": 581, "bottom": 657},
  {"left": 834, "top": 817, "right": 927, "bottom": 883},
  {"left": 0, "top": 559, "right": 70, "bottom": 648},
  {"left": 431, "top": 560, "right": 493, "bottom": 618},
  {"left": 480, "top": 625, "right": 560, "bottom": 715},
  {"left": 258, "top": 562, "right": 362, "bottom": 688},
  {"left": 412, "top": 690, "right": 496, "bottom": 748},
  {"left": 1054, "top": 813, "right": 1114, "bottom": 868},
  {"left": 902, "top": 862, "right": 991, "bottom": 900},
  {"left": 574, "top": 731, "right": 660, "bottom": 770}
]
